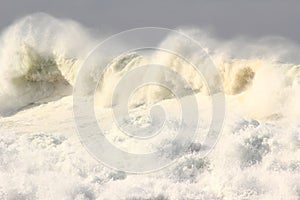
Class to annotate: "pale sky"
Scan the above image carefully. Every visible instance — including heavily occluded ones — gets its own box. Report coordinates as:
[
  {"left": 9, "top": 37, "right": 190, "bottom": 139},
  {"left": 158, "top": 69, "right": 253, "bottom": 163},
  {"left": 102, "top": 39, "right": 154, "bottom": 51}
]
[{"left": 0, "top": 0, "right": 299, "bottom": 43}]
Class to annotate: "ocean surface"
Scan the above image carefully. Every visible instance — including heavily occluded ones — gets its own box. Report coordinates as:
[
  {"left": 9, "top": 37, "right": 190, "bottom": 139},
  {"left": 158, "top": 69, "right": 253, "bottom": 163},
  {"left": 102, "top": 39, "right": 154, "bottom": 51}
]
[{"left": 0, "top": 13, "right": 300, "bottom": 199}]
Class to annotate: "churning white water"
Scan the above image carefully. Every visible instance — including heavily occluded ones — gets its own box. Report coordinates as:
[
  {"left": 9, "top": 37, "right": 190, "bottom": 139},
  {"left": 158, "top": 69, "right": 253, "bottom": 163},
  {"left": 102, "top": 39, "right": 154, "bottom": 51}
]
[{"left": 0, "top": 13, "right": 300, "bottom": 199}]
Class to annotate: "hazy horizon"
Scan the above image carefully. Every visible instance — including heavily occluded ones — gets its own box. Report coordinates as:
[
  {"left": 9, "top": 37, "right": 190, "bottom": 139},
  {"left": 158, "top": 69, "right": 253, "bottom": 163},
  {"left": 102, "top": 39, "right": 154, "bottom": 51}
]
[{"left": 1, "top": 0, "right": 300, "bottom": 43}]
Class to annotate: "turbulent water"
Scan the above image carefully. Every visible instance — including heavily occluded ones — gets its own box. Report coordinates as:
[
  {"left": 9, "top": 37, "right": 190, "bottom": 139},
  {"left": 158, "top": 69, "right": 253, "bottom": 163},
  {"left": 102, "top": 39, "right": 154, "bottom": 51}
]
[{"left": 0, "top": 13, "right": 300, "bottom": 199}]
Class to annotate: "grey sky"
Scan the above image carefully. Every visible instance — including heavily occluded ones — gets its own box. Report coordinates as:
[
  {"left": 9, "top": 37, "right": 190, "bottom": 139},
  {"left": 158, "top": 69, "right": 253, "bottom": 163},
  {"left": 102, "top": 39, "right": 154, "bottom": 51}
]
[{"left": 0, "top": 0, "right": 299, "bottom": 43}]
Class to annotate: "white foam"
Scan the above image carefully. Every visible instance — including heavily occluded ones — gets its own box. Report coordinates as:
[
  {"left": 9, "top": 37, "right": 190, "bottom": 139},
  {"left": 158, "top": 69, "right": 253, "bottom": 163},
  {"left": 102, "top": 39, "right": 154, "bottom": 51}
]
[{"left": 0, "top": 13, "right": 300, "bottom": 199}]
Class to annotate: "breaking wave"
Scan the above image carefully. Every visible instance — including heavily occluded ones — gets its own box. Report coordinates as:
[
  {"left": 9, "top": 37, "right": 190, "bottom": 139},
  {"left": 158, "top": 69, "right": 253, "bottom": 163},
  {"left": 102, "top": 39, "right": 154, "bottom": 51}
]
[{"left": 0, "top": 13, "right": 300, "bottom": 121}]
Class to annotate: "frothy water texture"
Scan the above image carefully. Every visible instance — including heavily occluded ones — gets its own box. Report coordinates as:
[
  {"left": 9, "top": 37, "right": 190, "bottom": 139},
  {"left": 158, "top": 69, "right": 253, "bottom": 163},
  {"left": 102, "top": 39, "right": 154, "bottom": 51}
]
[{"left": 0, "top": 13, "right": 300, "bottom": 199}]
